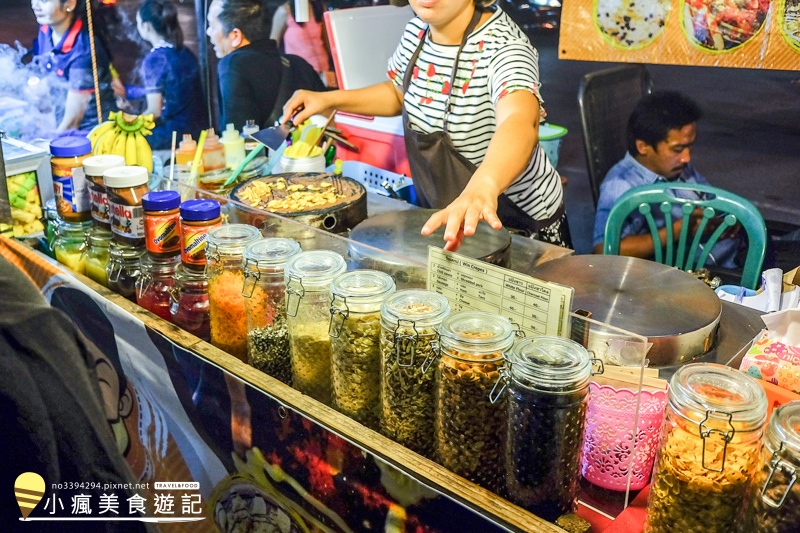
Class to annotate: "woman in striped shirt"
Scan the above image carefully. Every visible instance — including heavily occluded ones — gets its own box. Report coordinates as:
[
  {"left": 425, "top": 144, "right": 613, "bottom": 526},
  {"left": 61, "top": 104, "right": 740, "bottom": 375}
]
[{"left": 283, "top": 0, "right": 570, "bottom": 250}]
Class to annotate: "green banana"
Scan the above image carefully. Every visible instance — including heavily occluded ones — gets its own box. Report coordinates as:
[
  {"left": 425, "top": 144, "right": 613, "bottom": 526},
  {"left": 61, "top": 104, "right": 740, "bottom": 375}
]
[
  {"left": 88, "top": 121, "right": 115, "bottom": 149},
  {"left": 115, "top": 112, "right": 144, "bottom": 133}
]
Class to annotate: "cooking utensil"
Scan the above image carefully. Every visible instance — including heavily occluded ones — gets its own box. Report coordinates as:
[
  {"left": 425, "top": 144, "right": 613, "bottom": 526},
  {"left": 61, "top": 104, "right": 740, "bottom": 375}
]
[
  {"left": 293, "top": 111, "right": 337, "bottom": 158},
  {"left": 250, "top": 122, "right": 294, "bottom": 151},
  {"left": 323, "top": 131, "right": 358, "bottom": 151}
]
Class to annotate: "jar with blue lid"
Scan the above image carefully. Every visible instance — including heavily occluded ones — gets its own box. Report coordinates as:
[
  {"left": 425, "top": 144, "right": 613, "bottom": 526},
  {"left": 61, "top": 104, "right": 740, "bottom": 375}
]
[{"left": 50, "top": 136, "right": 93, "bottom": 223}]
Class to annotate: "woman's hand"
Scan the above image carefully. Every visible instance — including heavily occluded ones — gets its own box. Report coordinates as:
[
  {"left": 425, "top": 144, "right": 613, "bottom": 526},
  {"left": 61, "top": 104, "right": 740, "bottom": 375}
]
[{"left": 282, "top": 89, "right": 334, "bottom": 126}]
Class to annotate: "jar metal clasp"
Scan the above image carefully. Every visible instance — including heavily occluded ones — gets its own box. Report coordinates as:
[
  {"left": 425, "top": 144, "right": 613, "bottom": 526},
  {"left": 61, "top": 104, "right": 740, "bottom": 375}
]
[
  {"left": 394, "top": 319, "right": 419, "bottom": 367},
  {"left": 420, "top": 327, "right": 443, "bottom": 374},
  {"left": 328, "top": 293, "right": 349, "bottom": 338},
  {"left": 107, "top": 258, "right": 123, "bottom": 284},
  {"left": 138, "top": 272, "right": 153, "bottom": 300},
  {"left": 241, "top": 258, "right": 261, "bottom": 298},
  {"left": 699, "top": 409, "right": 736, "bottom": 472},
  {"left": 203, "top": 244, "right": 220, "bottom": 278},
  {"left": 489, "top": 361, "right": 512, "bottom": 404},
  {"left": 285, "top": 274, "right": 305, "bottom": 317},
  {"left": 761, "top": 442, "right": 798, "bottom": 509},
  {"left": 590, "top": 356, "right": 605, "bottom": 376}
]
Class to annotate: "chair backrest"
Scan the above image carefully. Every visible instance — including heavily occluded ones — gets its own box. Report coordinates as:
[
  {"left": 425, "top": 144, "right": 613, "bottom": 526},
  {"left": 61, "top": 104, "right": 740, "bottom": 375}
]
[
  {"left": 603, "top": 182, "right": 767, "bottom": 289},
  {"left": 578, "top": 65, "right": 652, "bottom": 207}
]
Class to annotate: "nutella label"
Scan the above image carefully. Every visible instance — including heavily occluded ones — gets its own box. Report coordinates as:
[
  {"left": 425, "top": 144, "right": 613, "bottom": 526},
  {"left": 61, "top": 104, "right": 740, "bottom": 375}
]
[
  {"left": 53, "top": 166, "right": 91, "bottom": 215},
  {"left": 109, "top": 201, "right": 145, "bottom": 239},
  {"left": 144, "top": 213, "right": 180, "bottom": 254},
  {"left": 90, "top": 187, "right": 110, "bottom": 224}
]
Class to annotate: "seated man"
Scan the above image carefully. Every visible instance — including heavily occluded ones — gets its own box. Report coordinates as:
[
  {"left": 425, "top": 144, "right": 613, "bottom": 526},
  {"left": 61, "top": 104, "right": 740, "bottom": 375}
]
[
  {"left": 207, "top": 0, "right": 326, "bottom": 130},
  {"left": 592, "top": 91, "right": 744, "bottom": 269}
]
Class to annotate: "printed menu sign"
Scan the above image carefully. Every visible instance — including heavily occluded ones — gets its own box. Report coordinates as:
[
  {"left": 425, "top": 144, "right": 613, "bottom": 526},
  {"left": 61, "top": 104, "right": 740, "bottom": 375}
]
[{"left": 426, "top": 247, "right": 573, "bottom": 337}]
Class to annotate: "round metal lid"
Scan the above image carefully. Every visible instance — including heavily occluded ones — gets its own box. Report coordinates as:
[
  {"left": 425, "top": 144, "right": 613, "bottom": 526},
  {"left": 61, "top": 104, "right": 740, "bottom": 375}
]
[
  {"left": 348, "top": 209, "right": 511, "bottom": 265},
  {"left": 531, "top": 255, "right": 722, "bottom": 366}
]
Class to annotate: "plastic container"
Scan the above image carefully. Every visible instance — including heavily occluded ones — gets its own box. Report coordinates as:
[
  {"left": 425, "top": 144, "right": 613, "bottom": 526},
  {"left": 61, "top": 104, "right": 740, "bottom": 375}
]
[
  {"left": 645, "top": 363, "right": 768, "bottom": 533},
  {"left": 221, "top": 123, "right": 246, "bottom": 170},
  {"left": 136, "top": 253, "right": 179, "bottom": 321},
  {"left": 494, "top": 336, "right": 592, "bottom": 521},
  {"left": 53, "top": 219, "right": 92, "bottom": 274},
  {"left": 142, "top": 191, "right": 181, "bottom": 257},
  {"left": 329, "top": 269, "right": 396, "bottom": 429},
  {"left": 50, "top": 136, "right": 93, "bottom": 222},
  {"left": 176, "top": 134, "right": 204, "bottom": 174},
  {"left": 179, "top": 199, "right": 222, "bottom": 269},
  {"left": 434, "top": 311, "right": 515, "bottom": 493},
  {"left": 43, "top": 199, "right": 59, "bottom": 258},
  {"left": 538, "top": 123, "right": 568, "bottom": 168},
  {"left": 83, "top": 225, "right": 113, "bottom": 287},
  {"left": 243, "top": 238, "right": 301, "bottom": 384},
  {"left": 206, "top": 224, "right": 262, "bottom": 362},
  {"left": 279, "top": 153, "right": 326, "bottom": 174},
  {"left": 170, "top": 263, "right": 211, "bottom": 341},
  {"left": 104, "top": 166, "right": 149, "bottom": 247},
  {"left": 285, "top": 250, "right": 347, "bottom": 405},
  {"left": 202, "top": 128, "right": 225, "bottom": 172},
  {"left": 380, "top": 290, "right": 450, "bottom": 457},
  {"left": 83, "top": 154, "right": 125, "bottom": 230}
]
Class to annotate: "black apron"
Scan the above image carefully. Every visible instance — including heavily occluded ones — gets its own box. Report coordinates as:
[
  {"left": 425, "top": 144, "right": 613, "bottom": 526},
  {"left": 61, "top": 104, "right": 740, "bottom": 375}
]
[{"left": 401, "top": 9, "right": 564, "bottom": 235}]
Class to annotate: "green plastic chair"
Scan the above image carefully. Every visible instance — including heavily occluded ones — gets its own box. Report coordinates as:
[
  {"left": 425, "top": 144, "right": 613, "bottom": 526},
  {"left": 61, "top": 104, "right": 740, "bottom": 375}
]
[{"left": 603, "top": 182, "right": 767, "bottom": 289}]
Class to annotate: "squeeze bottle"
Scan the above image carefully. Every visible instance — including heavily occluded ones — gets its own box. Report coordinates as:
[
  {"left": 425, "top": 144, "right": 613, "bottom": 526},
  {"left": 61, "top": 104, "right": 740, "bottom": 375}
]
[
  {"left": 176, "top": 134, "right": 204, "bottom": 174},
  {"left": 242, "top": 120, "right": 264, "bottom": 158},
  {"left": 202, "top": 129, "right": 226, "bottom": 171},
  {"left": 221, "top": 123, "right": 246, "bottom": 170}
]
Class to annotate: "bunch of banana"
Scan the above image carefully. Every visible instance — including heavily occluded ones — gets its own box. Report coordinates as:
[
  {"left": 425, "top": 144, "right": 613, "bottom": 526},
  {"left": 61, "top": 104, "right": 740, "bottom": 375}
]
[{"left": 88, "top": 112, "right": 155, "bottom": 172}]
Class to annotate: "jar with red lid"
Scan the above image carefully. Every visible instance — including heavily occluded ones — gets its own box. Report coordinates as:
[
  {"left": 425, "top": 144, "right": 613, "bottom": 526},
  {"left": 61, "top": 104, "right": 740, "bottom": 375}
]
[
  {"left": 50, "top": 137, "right": 93, "bottom": 223},
  {"left": 83, "top": 154, "right": 125, "bottom": 230},
  {"left": 104, "top": 166, "right": 150, "bottom": 247},
  {"left": 170, "top": 264, "right": 211, "bottom": 341},
  {"left": 142, "top": 191, "right": 181, "bottom": 257},
  {"left": 179, "top": 199, "right": 222, "bottom": 269},
  {"left": 136, "top": 253, "right": 179, "bottom": 321}
]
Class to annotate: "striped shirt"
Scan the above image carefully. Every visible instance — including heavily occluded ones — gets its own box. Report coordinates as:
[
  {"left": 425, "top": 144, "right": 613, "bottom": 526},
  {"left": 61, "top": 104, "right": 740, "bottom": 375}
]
[{"left": 387, "top": 7, "right": 562, "bottom": 221}]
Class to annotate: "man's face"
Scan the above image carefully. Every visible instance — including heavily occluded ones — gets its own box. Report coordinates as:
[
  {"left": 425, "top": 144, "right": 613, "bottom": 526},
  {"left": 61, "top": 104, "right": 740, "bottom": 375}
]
[
  {"left": 637, "top": 123, "right": 696, "bottom": 180},
  {"left": 207, "top": 0, "right": 233, "bottom": 58}
]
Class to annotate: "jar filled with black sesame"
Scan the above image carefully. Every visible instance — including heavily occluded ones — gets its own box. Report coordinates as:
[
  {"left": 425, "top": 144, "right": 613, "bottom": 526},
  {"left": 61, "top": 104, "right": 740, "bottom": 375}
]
[{"left": 492, "top": 336, "right": 591, "bottom": 521}]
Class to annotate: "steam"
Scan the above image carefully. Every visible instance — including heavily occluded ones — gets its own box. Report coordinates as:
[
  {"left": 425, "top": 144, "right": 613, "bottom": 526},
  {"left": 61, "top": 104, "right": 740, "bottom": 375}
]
[{"left": 0, "top": 43, "right": 58, "bottom": 140}]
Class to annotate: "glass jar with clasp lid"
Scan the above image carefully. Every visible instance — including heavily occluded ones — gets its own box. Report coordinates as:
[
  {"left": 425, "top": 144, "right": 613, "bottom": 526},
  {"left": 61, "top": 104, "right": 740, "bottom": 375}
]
[
  {"left": 106, "top": 242, "right": 146, "bottom": 301},
  {"left": 83, "top": 225, "right": 112, "bottom": 287},
  {"left": 379, "top": 289, "right": 450, "bottom": 457},
  {"left": 53, "top": 219, "right": 92, "bottom": 274},
  {"left": 284, "top": 250, "right": 347, "bottom": 405},
  {"left": 170, "top": 263, "right": 211, "bottom": 342},
  {"left": 645, "top": 363, "right": 767, "bottom": 533},
  {"left": 328, "top": 269, "right": 396, "bottom": 430},
  {"left": 136, "top": 253, "right": 179, "bottom": 322},
  {"left": 242, "top": 238, "right": 301, "bottom": 385}
]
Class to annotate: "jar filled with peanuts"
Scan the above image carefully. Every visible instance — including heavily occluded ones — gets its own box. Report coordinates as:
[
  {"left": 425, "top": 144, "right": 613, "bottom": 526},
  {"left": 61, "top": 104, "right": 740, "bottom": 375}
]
[
  {"left": 645, "top": 363, "right": 767, "bottom": 533},
  {"left": 329, "top": 269, "right": 396, "bottom": 430},
  {"left": 434, "top": 311, "right": 515, "bottom": 493}
]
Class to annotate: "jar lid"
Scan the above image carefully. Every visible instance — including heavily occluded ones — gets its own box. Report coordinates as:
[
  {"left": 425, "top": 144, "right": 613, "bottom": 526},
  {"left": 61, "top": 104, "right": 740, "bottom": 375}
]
[
  {"left": 439, "top": 311, "right": 515, "bottom": 357},
  {"left": 175, "top": 263, "right": 209, "bottom": 283},
  {"left": 331, "top": 269, "right": 396, "bottom": 306},
  {"left": 140, "top": 252, "right": 180, "bottom": 272},
  {"left": 85, "top": 225, "right": 112, "bottom": 247},
  {"left": 285, "top": 250, "right": 347, "bottom": 288},
  {"left": 766, "top": 401, "right": 800, "bottom": 457},
  {"left": 244, "top": 238, "right": 301, "bottom": 270},
  {"left": 50, "top": 136, "right": 91, "bottom": 158},
  {"left": 669, "top": 363, "right": 767, "bottom": 429},
  {"left": 82, "top": 154, "right": 125, "bottom": 176},
  {"left": 142, "top": 191, "right": 181, "bottom": 212},
  {"left": 103, "top": 166, "right": 149, "bottom": 188},
  {"left": 180, "top": 199, "right": 221, "bottom": 221},
  {"left": 45, "top": 198, "right": 58, "bottom": 217},
  {"left": 206, "top": 224, "right": 261, "bottom": 257},
  {"left": 108, "top": 241, "right": 147, "bottom": 260},
  {"left": 381, "top": 290, "right": 451, "bottom": 328},
  {"left": 506, "top": 336, "right": 592, "bottom": 392},
  {"left": 57, "top": 219, "right": 93, "bottom": 234}
]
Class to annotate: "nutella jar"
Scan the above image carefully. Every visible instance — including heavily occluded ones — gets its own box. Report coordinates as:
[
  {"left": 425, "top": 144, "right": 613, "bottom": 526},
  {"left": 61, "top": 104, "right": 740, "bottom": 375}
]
[
  {"left": 104, "top": 166, "right": 149, "bottom": 247},
  {"left": 83, "top": 154, "right": 125, "bottom": 230}
]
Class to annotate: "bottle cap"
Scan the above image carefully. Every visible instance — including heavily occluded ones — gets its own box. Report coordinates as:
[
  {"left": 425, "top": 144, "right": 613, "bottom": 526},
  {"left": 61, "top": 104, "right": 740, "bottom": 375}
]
[
  {"left": 179, "top": 199, "right": 221, "bottom": 221},
  {"left": 204, "top": 128, "right": 220, "bottom": 147},
  {"left": 222, "top": 123, "right": 240, "bottom": 141},
  {"left": 83, "top": 154, "right": 125, "bottom": 176},
  {"left": 142, "top": 190, "right": 181, "bottom": 212},
  {"left": 103, "top": 166, "right": 149, "bottom": 188},
  {"left": 179, "top": 134, "right": 197, "bottom": 152},
  {"left": 50, "top": 136, "right": 92, "bottom": 158}
]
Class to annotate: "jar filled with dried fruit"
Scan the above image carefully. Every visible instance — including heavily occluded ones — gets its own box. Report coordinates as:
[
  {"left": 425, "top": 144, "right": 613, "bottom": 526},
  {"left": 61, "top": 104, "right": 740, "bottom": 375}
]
[
  {"left": 284, "top": 250, "right": 347, "bottom": 405},
  {"left": 243, "top": 237, "right": 301, "bottom": 385},
  {"left": 379, "top": 290, "right": 450, "bottom": 457},
  {"left": 434, "top": 311, "right": 515, "bottom": 493},
  {"left": 492, "top": 336, "right": 592, "bottom": 521},
  {"left": 54, "top": 219, "right": 92, "bottom": 274},
  {"left": 645, "top": 363, "right": 767, "bottom": 533},
  {"left": 747, "top": 401, "right": 800, "bottom": 533},
  {"left": 329, "top": 270, "right": 396, "bottom": 429},
  {"left": 136, "top": 253, "right": 179, "bottom": 322},
  {"left": 206, "top": 224, "right": 262, "bottom": 362},
  {"left": 170, "top": 263, "right": 211, "bottom": 342}
]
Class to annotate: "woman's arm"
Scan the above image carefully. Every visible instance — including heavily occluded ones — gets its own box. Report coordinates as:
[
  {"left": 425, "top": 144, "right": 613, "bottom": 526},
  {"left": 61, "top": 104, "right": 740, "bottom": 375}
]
[
  {"left": 142, "top": 93, "right": 163, "bottom": 120},
  {"left": 282, "top": 80, "right": 403, "bottom": 125},
  {"left": 421, "top": 90, "right": 541, "bottom": 250},
  {"left": 57, "top": 90, "right": 91, "bottom": 131}
]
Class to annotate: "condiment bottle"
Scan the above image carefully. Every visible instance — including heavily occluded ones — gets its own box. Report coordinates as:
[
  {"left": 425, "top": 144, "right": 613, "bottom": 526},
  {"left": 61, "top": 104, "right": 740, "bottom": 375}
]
[
  {"left": 221, "top": 123, "right": 246, "bottom": 170},
  {"left": 83, "top": 225, "right": 113, "bottom": 287},
  {"left": 201, "top": 128, "right": 225, "bottom": 172},
  {"left": 434, "top": 310, "right": 515, "bottom": 493},
  {"left": 170, "top": 263, "right": 211, "bottom": 341},
  {"left": 136, "top": 253, "right": 179, "bottom": 322},
  {"left": 491, "top": 336, "right": 593, "bottom": 521},
  {"left": 379, "top": 290, "right": 450, "bottom": 458},
  {"left": 748, "top": 401, "right": 800, "bottom": 532},
  {"left": 329, "top": 269, "right": 396, "bottom": 430},
  {"left": 206, "top": 224, "right": 262, "bottom": 362},
  {"left": 106, "top": 242, "right": 146, "bottom": 301},
  {"left": 142, "top": 191, "right": 181, "bottom": 257},
  {"left": 50, "top": 136, "right": 93, "bottom": 223},
  {"left": 242, "top": 120, "right": 263, "bottom": 157},
  {"left": 53, "top": 219, "right": 92, "bottom": 274},
  {"left": 176, "top": 134, "right": 204, "bottom": 174},
  {"left": 242, "top": 238, "right": 301, "bottom": 384},
  {"left": 83, "top": 154, "right": 125, "bottom": 230},
  {"left": 104, "top": 166, "right": 149, "bottom": 247},
  {"left": 645, "top": 363, "right": 767, "bottom": 533},
  {"left": 285, "top": 250, "right": 347, "bottom": 405},
  {"left": 179, "top": 199, "right": 222, "bottom": 270}
]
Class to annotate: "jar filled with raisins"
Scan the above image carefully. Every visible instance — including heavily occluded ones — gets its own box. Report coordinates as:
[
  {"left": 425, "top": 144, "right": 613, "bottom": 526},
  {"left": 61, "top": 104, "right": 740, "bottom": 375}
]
[
  {"left": 646, "top": 363, "right": 767, "bottom": 533},
  {"left": 434, "top": 311, "right": 515, "bottom": 493}
]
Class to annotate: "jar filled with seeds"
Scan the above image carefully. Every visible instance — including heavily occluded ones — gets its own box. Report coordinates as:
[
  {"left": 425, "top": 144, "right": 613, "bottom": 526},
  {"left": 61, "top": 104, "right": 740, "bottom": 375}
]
[
  {"left": 380, "top": 290, "right": 450, "bottom": 457},
  {"left": 493, "top": 336, "right": 592, "bottom": 521},
  {"left": 243, "top": 238, "right": 301, "bottom": 385},
  {"left": 285, "top": 250, "right": 347, "bottom": 405},
  {"left": 748, "top": 401, "right": 800, "bottom": 533},
  {"left": 434, "top": 311, "right": 515, "bottom": 493},
  {"left": 206, "top": 224, "right": 262, "bottom": 362},
  {"left": 329, "top": 270, "right": 396, "bottom": 430},
  {"left": 646, "top": 363, "right": 767, "bottom": 533}
]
